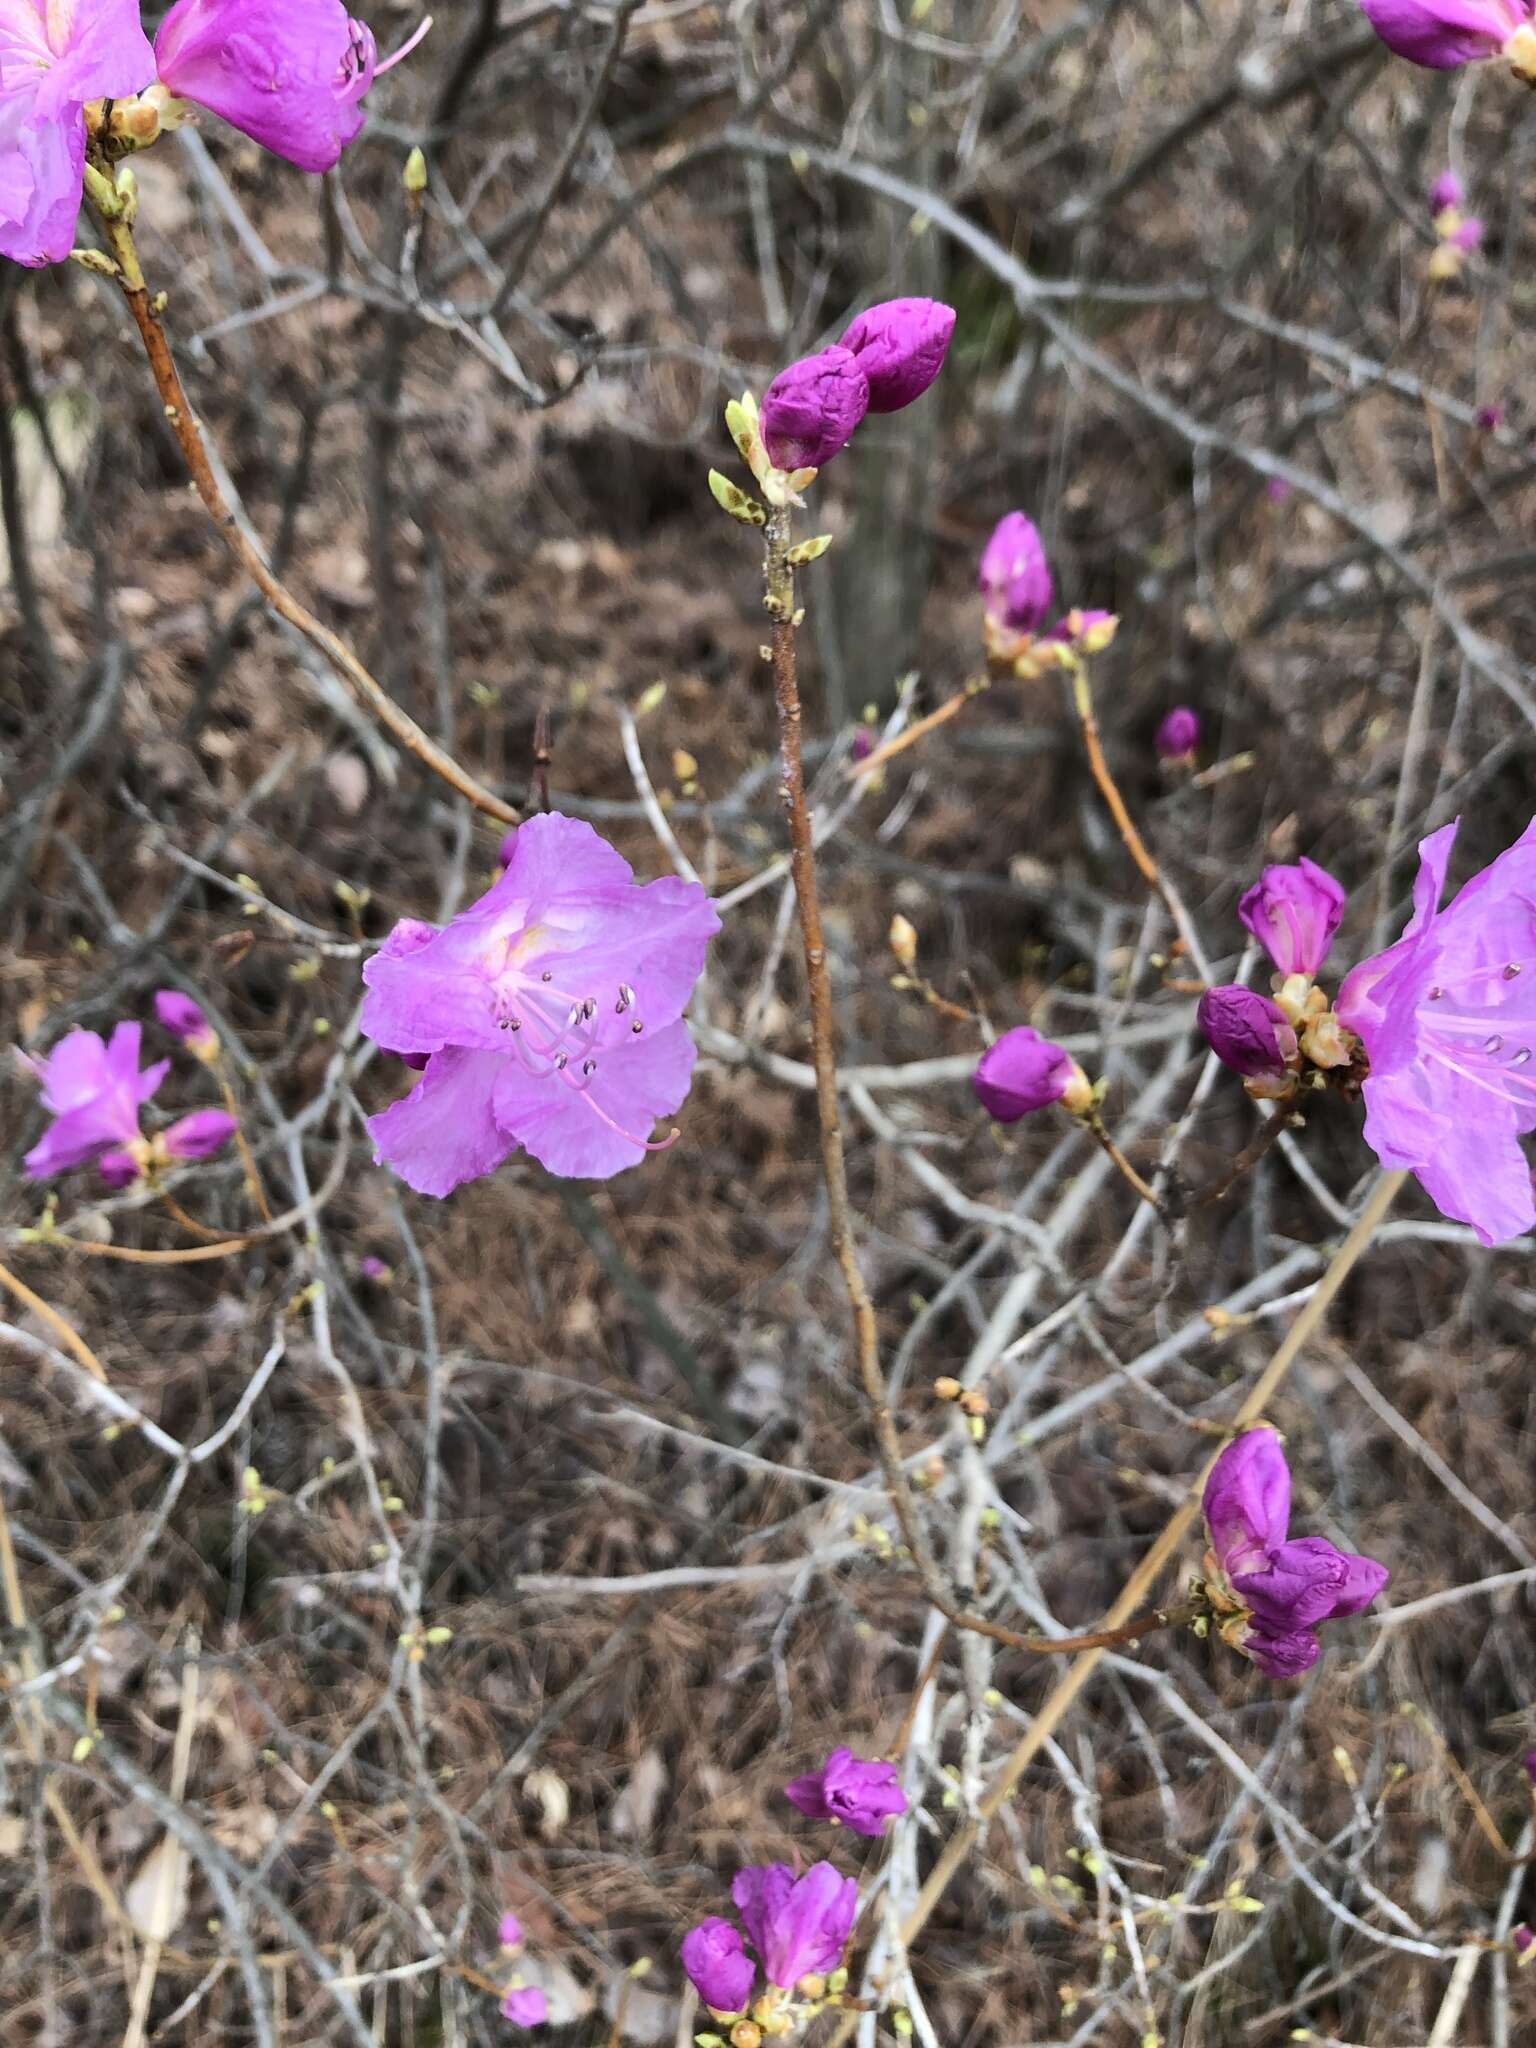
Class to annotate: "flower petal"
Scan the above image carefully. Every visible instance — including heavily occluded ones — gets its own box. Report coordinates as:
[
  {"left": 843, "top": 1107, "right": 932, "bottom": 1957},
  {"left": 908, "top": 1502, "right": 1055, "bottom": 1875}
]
[
  {"left": 491, "top": 1018, "right": 697, "bottom": 1181},
  {"left": 368, "top": 1048, "right": 516, "bottom": 1197}
]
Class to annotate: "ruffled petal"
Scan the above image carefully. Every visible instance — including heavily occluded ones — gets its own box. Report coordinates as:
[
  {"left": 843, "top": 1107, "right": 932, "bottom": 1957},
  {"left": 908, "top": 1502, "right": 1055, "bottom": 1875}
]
[
  {"left": 491, "top": 1019, "right": 697, "bottom": 1181},
  {"left": 368, "top": 1048, "right": 516, "bottom": 1197}
]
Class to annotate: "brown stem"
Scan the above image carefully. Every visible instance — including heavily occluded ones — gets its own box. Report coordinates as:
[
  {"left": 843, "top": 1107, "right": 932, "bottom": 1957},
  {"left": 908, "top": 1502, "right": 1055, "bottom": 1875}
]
[
  {"left": 1083, "top": 1109, "right": 1164, "bottom": 1212},
  {"left": 0, "top": 1259, "right": 108, "bottom": 1380},
  {"left": 848, "top": 673, "right": 992, "bottom": 780},
  {"left": 1023, "top": 1601, "right": 1198, "bottom": 1654},
  {"left": 89, "top": 187, "right": 516, "bottom": 826},
  {"left": 764, "top": 512, "right": 1033, "bottom": 1658},
  {"left": 219, "top": 1070, "right": 274, "bottom": 1224},
  {"left": 1193, "top": 1101, "right": 1296, "bottom": 1206}
]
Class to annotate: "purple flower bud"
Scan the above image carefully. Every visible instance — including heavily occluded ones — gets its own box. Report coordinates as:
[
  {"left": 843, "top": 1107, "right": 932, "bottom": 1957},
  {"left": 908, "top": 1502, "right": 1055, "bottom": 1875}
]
[
  {"left": 973, "top": 1026, "right": 1088, "bottom": 1122},
  {"left": 1237, "top": 859, "right": 1346, "bottom": 979},
  {"left": 360, "top": 1255, "right": 392, "bottom": 1284},
  {"left": 849, "top": 727, "right": 876, "bottom": 763},
  {"left": 1197, "top": 986, "right": 1298, "bottom": 1081},
  {"left": 681, "top": 1917, "right": 756, "bottom": 2014},
  {"left": 155, "top": 989, "right": 220, "bottom": 1059},
  {"left": 99, "top": 1148, "right": 145, "bottom": 1190},
  {"left": 784, "top": 1748, "right": 908, "bottom": 1837},
  {"left": 978, "top": 513, "right": 1053, "bottom": 634},
  {"left": 1430, "top": 169, "right": 1465, "bottom": 212},
  {"left": 1265, "top": 476, "right": 1293, "bottom": 504},
  {"left": 1524, "top": 1749, "right": 1536, "bottom": 1786},
  {"left": 1515, "top": 1923, "right": 1534, "bottom": 1955},
  {"left": 1356, "top": 0, "right": 1532, "bottom": 68},
  {"left": 1043, "top": 608, "right": 1118, "bottom": 655},
  {"left": 499, "top": 1985, "right": 547, "bottom": 2027},
  {"left": 163, "top": 1109, "right": 238, "bottom": 1162},
  {"left": 731, "top": 1863, "right": 857, "bottom": 1989},
  {"left": 1476, "top": 402, "right": 1504, "bottom": 431},
  {"left": 498, "top": 1912, "right": 524, "bottom": 1949},
  {"left": 759, "top": 346, "right": 871, "bottom": 471},
  {"left": 498, "top": 830, "right": 519, "bottom": 869},
  {"left": 837, "top": 297, "right": 955, "bottom": 413},
  {"left": 1450, "top": 214, "right": 1484, "bottom": 251},
  {"left": 1155, "top": 706, "right": 1201, "bottom": 762}
]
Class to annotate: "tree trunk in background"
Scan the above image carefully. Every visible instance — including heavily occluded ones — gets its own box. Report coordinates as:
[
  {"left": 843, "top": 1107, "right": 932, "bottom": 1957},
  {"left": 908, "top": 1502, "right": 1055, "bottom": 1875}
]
[{"left": 814, "top": 44, "right": 944, "bottom": 730}]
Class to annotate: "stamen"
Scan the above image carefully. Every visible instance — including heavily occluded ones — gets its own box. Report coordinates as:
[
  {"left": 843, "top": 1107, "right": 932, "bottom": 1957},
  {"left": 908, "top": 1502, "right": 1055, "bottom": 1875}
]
[
  {"left": 616, "top": 983, "right": 635, "bottom": 1013},
  {"left": 631, "top": 1020, "right": 644, "bottom": 1035},
  {"left": 570, "top": 1083, "right": 681, "bottom": 1153},
  {"left": 1427, "top": 1047, "right": 1536, "bottom": 1110},
  {"left": 375, "top": 15, "right": 433, "bottom": 78},
  {"left": 1506, "top": 964, "right": 1522, "bottom": 981},
  {"left": 1486, "top": 1036, "right": 1505, "bottom": 1054},
  {"left": 1514, "top": 1049, "right": 1533, "bottom": 1067}
]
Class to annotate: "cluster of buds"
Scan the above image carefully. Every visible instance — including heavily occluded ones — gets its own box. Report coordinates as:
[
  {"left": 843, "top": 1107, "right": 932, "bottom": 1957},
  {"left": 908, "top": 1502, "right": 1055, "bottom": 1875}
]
[
  {"left": 1426, "top": 169, "right": 1483, "bottom": 282},
  {"left": 977, "top": 513, "right": 1118, "bottom": 676},
  {"left": 709, "top": 298, "right": 954, "bottom": 525},
  {"left": 684, "top": 1863, "right": 857, "bottom": 2044},
  {"left": 1198, "top": 859, "right": 1361, "bottom": 1100}
]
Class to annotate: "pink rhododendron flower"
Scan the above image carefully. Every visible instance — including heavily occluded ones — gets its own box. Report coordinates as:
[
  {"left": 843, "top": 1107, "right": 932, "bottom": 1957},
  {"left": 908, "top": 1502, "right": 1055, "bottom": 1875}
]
[
  {"left": 1357, "top": 0, "right": 1531, "bottom": 67},
  {"left": 758, "top": 345, "right": 870, "bottom": 470},
  {"left": 153, "top": 0, "right": 427, "bottom": 174},
  {"left": 1155, "top": 706, "right": 1200, "bottom": 763},
  {"left": 499, "top": 1984, "right": 546, "bottom": 2027},
  {"left": 731, "top": 1862, "right": 857, "bottom": 1988},
  {"left": 1202, "top": 1428, "right": 1388, "bottom": 1677},
  {"left": 1198, "top": 986, "right": 1298, "bottom": 1083},
  {"left": 1237, "top": 858, "right": 1346, "bottom": 979},
  {"left": 22, "top": 1023, "right": 169, "bottom": 1178},
  {"left": 972, "top": 1026, "right": 1088, "bottom": 1122},
  {"left": 681, "top": 1917, "right": 756, "bottom": 2014},
  {"left": 1336, "top": 815, "right": 1536, "bottom": 1246},
  {"left": 0, "top": 0, "right": 154, "bottom": 266},
  {"left": 784, "top": 1748, "right": 907, "bottom": 1836},
  {"left": 978, "top": 512, "right": 1052, "bottom": 634},
  {"left": 837, "top": 296, "right": 955, "bottom": 412},
  {"left": 361, "top": 813, "right": 720, "bottom": 1195}
]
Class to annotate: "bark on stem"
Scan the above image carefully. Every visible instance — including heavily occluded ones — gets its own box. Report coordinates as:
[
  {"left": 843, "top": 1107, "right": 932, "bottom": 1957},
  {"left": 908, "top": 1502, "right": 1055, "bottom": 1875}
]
[
  {"left": 88, "top": 185, "right": 516, "bottom": 826},
  {"left": 764, "top": 511, "right": 1036, "bottom": 1657}
]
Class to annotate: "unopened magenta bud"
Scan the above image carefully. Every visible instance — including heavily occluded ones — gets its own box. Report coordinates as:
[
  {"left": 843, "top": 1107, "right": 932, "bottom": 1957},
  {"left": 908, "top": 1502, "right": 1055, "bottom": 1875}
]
[
  {"left": 499, "top": 1984, "right": 547, "bottom": 2027},
  {"left": 99, "top": 1148, "right": 146, "bottom": 1190},
  {"left": 1514, "top": 1924, "right": 1534, "bottom": 1955},
  {"left": 1430, "top": 169, "right": 1464, "bottom": 212},
  {"left": 973, "top": 1026, "right": 1091, "bottom": 1121},
  {"left": 759, "top": 346, "right": 870, "bottom": 470},
  {"left": 1198, "top": 986, "right": 1298, "bottom": 1081},
  {"left": 681, "top": 1917, "right": 756, "bottom": 2014},
  {"left": 1265, "top": 476, "right": 1293, "bottom": 504},
  {"left": 978, "top": 513, "right": 1053, "bottom": 635},
  {"left": 1155, "top": 706, "right": 1200, "bottom": 762},
  {"left": 498, "top": 1911, "right": 524, "bottom": 1949},
  {"left": 163, "top": 1109, "right": 238, "bottom": 1162},
  {"left": 1356, "top": 0, "right": 1534, "bottom": 69},
  {"left": 155, "top": 990, "right": 219, "bottom": 1060},
  {"left": 850, "top": 727, "right": 876, "bottom": 762},
  {"left": 837, "top": 297, "right": 955, "bottom": 412},
  {"left": 1476, "top": 402, "right": 1504, "bottom": 431}
]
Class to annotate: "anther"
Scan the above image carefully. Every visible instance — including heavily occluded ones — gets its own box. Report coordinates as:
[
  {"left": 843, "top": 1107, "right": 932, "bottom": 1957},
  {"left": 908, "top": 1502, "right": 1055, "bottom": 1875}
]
[
  {"left": 1485, "top": 1035, "right": 1505, "bottom": 1054},
  {"left": 1427, "top": 987, "right": 1443, "bottom": 1001},
  {"left": 1513, "top": 1049, "right": 1533, "bottom": 1067},
  {"left": 582, "top": 1058, "right": 598, "bottom": 1077},
  {"left": 617, "top": 983, "right": 635, "bottom": 1012},
  {"left": 631, "top": 1020, "right": 644, "bottom": 1034},
  {"left": 541, "top": 970, "right": 553, "bottom": 983},
  {"left": 553, "top": 1051, "right": 568, "bottom": 1071},
  {"left": 1506, "top": 964, "right": 1523, "bottom": 980}
]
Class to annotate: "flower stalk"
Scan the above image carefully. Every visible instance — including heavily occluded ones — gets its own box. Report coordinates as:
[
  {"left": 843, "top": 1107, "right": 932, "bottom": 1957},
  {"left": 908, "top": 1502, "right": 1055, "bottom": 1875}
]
[{"left": 82, "top": 166, "right": 516, "bottom": 827}]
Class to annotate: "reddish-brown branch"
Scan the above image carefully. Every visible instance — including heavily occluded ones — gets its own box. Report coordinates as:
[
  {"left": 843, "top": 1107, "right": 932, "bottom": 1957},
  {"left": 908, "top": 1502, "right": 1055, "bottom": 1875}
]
[{"left": 91, "top": 193, "right": 516, "bottom": 826}]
